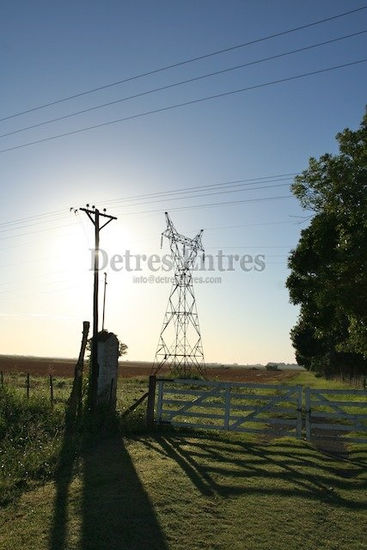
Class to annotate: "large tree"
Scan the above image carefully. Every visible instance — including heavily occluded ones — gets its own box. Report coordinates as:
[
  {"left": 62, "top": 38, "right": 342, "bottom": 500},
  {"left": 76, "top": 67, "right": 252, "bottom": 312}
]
[{"left": 287, "top": 112, "right": 367, "bottom": 376}]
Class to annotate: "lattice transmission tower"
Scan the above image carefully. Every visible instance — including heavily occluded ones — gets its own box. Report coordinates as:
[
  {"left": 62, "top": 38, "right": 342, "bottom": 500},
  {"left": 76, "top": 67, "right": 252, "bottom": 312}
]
[{"left": 152, "top": 212, "right": 206, "bottom": 378}]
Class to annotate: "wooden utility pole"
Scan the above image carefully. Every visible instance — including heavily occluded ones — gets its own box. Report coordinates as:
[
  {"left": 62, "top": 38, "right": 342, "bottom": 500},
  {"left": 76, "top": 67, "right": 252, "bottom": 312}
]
[
  {"left": 102, "top": 272, "right": 107, "bottom": 331},
  {"left": 79, "top": 205, "right": 117, "bottom": 411}
]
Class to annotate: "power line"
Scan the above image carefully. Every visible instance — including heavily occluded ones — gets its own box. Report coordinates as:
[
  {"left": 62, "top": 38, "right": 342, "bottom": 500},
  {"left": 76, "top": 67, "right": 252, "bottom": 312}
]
[
  {"left": 0, "top": 172, "right": 299, "bottom": 233},
  {"left": 0, "top": 209, "right": 66, "bottom": 229},
  {"left": 104, "top": 178, "right": 294, "bottom": 209},
  {"left": 2, "top": 29, "right": 365, "bottom": 140},
  {"left": 114, "top": 194, "right": 294, "bottom": 218},
  {"left": 108, "top": 182, "right": 293, "bottom": 211},
  {"left": 203, "top": 220, "right": 299, "bottom": 231},
  {"left": 103, "top": 173, "right": 298, "bottom": 206},
  {"left": 206, "top": 244, "right": 294, "bottom": 250},
  {"left": 1, "top": 57, "right": 365, "bottom": 155},
  {"left": 0, "top": 183, "right": 292, "bottom": 239},
  {"left": 1, "top": 5, "right": 365, "bottom": 123},
  {"left": 0, "top": 215, "right": 72, "bottom": 234},
  {"left": 0, "top": 222, "right": 78, "bottom": 240}
]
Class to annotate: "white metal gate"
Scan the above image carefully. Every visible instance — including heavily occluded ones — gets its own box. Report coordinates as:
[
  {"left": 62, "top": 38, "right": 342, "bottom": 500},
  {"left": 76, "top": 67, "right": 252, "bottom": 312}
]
[{"left": 156, "top": 378, "right": 303, "bottom": 438}]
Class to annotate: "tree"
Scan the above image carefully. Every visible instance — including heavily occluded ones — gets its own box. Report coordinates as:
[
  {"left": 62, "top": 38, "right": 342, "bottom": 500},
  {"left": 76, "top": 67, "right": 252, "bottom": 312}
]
[
  {"left": 118, "top": 342, "right": 128, "bottom": 357},
  {"left": 86, "top": 330, "right": 128, "bottom": 357},
  {"left": 287, "top": 112, "right": 367, "bottom": 377}
]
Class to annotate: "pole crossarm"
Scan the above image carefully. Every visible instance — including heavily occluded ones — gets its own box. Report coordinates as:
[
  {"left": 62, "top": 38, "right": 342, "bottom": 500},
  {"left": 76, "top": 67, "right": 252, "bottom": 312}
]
[{"left": 79, "top": 206, "right": 117, "bottom": 227}]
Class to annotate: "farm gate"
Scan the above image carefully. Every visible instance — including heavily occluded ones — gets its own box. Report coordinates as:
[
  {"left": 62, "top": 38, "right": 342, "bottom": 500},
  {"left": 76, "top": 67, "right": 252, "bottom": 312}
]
[
  {"left": 155, "top": 378, "right": 303, "bottom": 438},
  {"left": 305, "top": 387, "right": 367, "bottom": 443},
  {"left": 154, "top": 378, "right": 367, "bottom": 441}
]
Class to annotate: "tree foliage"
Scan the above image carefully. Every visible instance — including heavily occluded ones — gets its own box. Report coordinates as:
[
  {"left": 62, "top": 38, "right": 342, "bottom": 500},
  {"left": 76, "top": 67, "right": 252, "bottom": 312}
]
[
  {"left": 86, "top": 331, "right": 128, "bottom": 357},
  {"left": 287, "top": 112, "right": 367, "bottom": 377}
]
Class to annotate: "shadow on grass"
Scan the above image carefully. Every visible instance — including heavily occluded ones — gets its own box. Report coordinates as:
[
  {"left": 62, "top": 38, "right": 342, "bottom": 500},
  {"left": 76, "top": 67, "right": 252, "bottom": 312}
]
[
  {"left": 49, "top": 430, "right": 168, "bottom": 550},
  {"left": 49, "top": 373, "right": 81, "bottom": 550},
  {"left": 144, "top": 431, "right": 367, "bottom": 510},
  {"left": 49, "top": 419, "right": 169, "bottom": 550},
  {"left": 80, "top": 436, "right": 168, "bottom": 550},
  {"left": 49, "top": 358, "right": 168, "bottom": 550}
]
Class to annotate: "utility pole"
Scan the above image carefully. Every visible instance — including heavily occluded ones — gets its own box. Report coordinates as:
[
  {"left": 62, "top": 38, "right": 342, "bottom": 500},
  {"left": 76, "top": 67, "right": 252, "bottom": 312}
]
[
  {"left": 79, "top": 205, "right": 117, "bottom": 411},
  {"left": 102, "top": 272, "right": 107, "bottom": 331}
]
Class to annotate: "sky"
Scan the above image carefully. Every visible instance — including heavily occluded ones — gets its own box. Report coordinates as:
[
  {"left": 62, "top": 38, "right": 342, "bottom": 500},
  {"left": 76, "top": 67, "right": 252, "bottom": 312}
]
[{"left": 0, "top": 0, "right": 366, "bottom": 364}]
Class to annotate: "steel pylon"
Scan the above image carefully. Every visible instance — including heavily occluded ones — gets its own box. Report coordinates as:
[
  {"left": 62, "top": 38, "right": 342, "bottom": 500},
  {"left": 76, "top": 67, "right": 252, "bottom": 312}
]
[{"left": 152, "top": 212, "right": 206, "bottom": 378}]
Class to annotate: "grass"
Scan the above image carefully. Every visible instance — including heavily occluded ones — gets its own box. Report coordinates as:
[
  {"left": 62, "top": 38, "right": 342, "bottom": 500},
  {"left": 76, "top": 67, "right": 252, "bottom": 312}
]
[
  {"left": 286, "top": 370, "right": 366, "bottom": 389},
  {"left": 0, "top": 430, "right": 366, "bottom": 550},
  {"left": 0, "top": 370, "right": 366, "bottom": 549},
  {"left": 0, "top": 388, "right": 65, "bottom": 505},
  {"left": 0, "top": 375, "right": 149, "bottom": 505}
]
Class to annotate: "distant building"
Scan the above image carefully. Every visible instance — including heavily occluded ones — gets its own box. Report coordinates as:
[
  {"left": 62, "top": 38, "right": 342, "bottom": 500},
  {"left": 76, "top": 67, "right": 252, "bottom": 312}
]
[{"left": 265, "top": 362, "right": 279, "bottom": 371}]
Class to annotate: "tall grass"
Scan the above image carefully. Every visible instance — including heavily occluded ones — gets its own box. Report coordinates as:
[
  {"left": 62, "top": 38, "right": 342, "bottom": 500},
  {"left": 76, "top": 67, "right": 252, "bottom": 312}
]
[
  {"left": 0, "top": 388, "right": 64, "bottom": 505},
  {"left": 0, "top": 375, "right": 151, "bottom": 505}
]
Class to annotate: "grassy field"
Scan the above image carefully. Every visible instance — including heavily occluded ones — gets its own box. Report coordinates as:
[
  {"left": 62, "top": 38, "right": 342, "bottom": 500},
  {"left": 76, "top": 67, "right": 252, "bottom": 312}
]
[
  {"left": 0, "top": 370, "right": 366, "bottom": 550},
  {"left": 0, "top": 431, "right": 366, "bottom": 550}
]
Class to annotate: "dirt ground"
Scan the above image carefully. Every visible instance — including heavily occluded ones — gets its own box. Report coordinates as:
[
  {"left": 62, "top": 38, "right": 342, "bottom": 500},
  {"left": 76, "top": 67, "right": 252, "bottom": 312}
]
[{"left": 0, "top": 355, "right": 297, "bottom": 383}]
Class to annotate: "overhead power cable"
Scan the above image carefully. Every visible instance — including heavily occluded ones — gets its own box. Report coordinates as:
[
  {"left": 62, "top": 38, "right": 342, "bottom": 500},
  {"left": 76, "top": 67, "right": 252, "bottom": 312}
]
[
  {"left": 0, "top": 209, "right": 66, "bottom": 229},
  {"left": 2, "top": 29, "right": 365, "bottom": 139},
  {"left": 0, "top": 172, "right": 298, "bottom": 231},
  {"left": 0, "top": 5, "right": 365, "bottom": 123},
  {"left": 0, "top": 182, "right": 292, "bottom": 238},
  {"left": 0, "top": 222, "right": 79, "bottom": 241},
  {"left": 105, "top": 177, "right": 294, "bottom": 208},
  {"left": 113, "top": 194, "right": 294, "bottom": 218},
  {"left": 1, "top": 58, "right": 365, "bottom": 155},
  {"left": 103, "top": 173, "right": 298, "bottom": 206},
  {"left": 203, "top": 220, "right": 298, "bottom": 231},
  {"left": 0, "top": 191, "right": 295, "bottom": 241},
  {"left": 107, "top": 182, "right": 293, "bottom": 210}
]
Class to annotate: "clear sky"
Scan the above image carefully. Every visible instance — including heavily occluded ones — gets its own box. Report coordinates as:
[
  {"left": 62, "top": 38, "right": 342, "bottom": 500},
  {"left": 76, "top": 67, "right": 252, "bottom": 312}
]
[{"left": 1, "top": 0, "right": 366, "bottom": 363}]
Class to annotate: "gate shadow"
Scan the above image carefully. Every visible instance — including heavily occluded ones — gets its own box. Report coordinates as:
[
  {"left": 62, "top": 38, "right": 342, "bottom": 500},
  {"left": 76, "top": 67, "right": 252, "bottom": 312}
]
[{"left": 147, "top": 432, "right": 367, "bottom": 510}]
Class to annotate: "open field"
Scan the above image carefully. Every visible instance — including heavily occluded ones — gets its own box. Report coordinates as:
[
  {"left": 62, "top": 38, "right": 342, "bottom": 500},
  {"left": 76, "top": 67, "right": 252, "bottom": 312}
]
[{"left": 0, "top": 355, "right": 297, "bottom": 383}]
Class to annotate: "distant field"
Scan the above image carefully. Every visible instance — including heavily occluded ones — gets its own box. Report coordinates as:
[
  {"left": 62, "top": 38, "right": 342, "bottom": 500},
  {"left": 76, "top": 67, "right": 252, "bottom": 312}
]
[{"left": 0, "top": 355, "right": 297, "bottom": 383}]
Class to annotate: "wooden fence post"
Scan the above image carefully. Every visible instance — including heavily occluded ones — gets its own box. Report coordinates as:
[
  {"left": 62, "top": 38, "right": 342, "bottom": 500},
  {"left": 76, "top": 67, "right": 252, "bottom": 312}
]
[
  {"left": 26, "top": 373, "right": 30, "bottom": 399},
  {"left": 146, "top": 375, "right": 157, "bottom": 429},
  {"left": 305, "top": 387, "right": 311, "bottom": 441},
  {"left": 296, "top": 385, "right": 302, "bottom": 439},
  {"left": 66, "top": 321, "right": 90, "bottom": 426},
  {"left": 49, "top": 375, "right": 54, "bottom": 407}
]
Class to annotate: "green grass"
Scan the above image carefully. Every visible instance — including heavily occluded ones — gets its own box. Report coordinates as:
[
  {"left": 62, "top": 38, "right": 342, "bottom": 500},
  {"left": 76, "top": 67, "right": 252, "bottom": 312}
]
[
  {"left": 0, "top": 431, "right": 366, "bottom": 550},
  {"left": 0, "top": 388, "right": 65, "bottom": 505},
  {"left": 0, "top": 376, "right": 149, "bottom": 504},
  {"left": 286, "top": 370, "right": 366, "bottom": 390},
  {"left": 1, "top": 371, "right": 366, "bottom": 549},
  {"left": 1, "top": 372, "right": 149, "bottom": 412}
]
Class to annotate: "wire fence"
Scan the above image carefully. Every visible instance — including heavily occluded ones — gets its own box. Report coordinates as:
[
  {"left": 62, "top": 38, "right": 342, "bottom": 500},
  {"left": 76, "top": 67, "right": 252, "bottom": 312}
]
[{"left": 0, "top": 370, "right": 149, "bottom": 415}]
